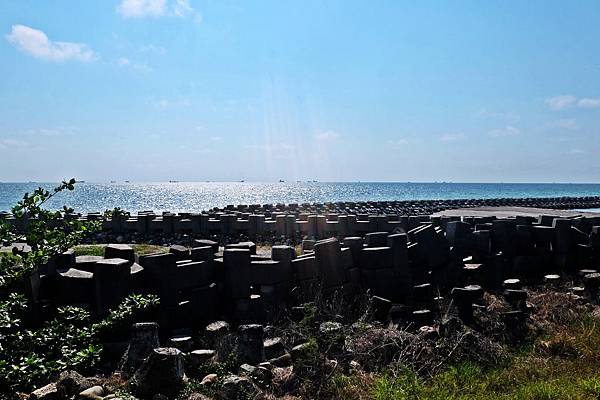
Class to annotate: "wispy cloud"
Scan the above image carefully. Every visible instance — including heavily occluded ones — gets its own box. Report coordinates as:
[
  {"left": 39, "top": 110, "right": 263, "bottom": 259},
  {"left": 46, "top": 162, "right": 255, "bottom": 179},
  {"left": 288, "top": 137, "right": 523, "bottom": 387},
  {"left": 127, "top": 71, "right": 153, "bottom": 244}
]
[
  {"left": 115, "top": 57, "right": 152, "bottom": 72},
  {"left": 545, "top": 95, "right": 600, "bottom": 110},
  {"left": 315, "top": 130, "right": 340, "bottom": 142},
  {"left": 545, "top": 95, "right": 577, "bottom": 110},
  {"left": 549, "top": 136, "right": 570, "bottom": 143},
  {"left": 547, "top": 119, "right": 578, "bottom": 130},
  {"left": 488, "top": 125, "right": 520, "bottom": 137},
  {"left": 387, "top": 138, "right": 409, "bottom": 147},
  {"left": 438, "top": 132, "right": 465, "bottom": 142},
  {"left": 6, "top": 25, "right": 96, "bottom": 62},
  {"left": 476, "top": 109, "right": 519, "bottom": 122},
  {"left": 0, "top": 138, "right": 28, "bottom": 150},
  {"left": 153, "top": 98, "right": 191, "bottom": 109},
  {"left": 567, "top": 148, "right": 585, "bottom": 155},
  {"left": 23, "top": 127, "right": 75, "bottom": 137},
  {"left": 248, "top": 143, "right": 295, "bottom": 155},
  {"left": 578, "top": 98, "right": 600, "bottom": 109},
  {"left": 117, "top": 0, "right": 201, "bottom": 21},
  {"left": 138, "top": 44, "right": 166, "bottom": 55}
]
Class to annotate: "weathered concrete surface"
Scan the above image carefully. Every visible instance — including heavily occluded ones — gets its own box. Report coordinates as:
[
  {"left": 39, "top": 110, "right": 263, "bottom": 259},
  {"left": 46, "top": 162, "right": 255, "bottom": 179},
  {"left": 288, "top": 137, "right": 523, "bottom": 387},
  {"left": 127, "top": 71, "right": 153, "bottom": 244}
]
[{"left": 433, "top": 206, "right": 600, "bottom": 218}]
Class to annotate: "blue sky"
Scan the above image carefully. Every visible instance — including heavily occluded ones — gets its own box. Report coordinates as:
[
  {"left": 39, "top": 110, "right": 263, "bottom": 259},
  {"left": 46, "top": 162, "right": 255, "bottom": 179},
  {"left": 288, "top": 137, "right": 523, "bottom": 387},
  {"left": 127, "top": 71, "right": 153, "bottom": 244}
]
[{"left": 1, "top": 0, "right": 600, "bottom": 183}]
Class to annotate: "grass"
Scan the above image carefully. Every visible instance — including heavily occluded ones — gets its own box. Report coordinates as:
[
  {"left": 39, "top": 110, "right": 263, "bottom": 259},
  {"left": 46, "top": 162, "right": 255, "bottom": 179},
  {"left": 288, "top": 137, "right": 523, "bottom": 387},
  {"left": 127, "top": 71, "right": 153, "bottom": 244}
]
[
  {"left": 73, "top": 243, "right": 169, "bottom": 257},
  {"left": 325, "top": 312, "right": 600, "bottom": 400},
  {"left": 363, "top": 361, "right": 600, "bottom": 400}
]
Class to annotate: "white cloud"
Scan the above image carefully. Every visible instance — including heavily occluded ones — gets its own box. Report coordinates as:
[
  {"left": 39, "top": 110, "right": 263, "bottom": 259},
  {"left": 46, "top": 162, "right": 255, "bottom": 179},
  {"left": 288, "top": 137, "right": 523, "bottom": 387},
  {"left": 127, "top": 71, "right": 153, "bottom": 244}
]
[
  {"left": 567, "top": 148, "right": 585, "bottom": 155},
  {"left": 248, "top": 143, "right": 294, "bottom": 154},
  {"left": 24, "top": 127, "right": 74, "bottom": 137},
  {"left": 545, "top": 95, "right": 577, "bottom": 110},
  {"left": 488, "top": 125, "right": 520, "bottom": 137},
  {"left": 438, "top": 132, "right": 465, "bottom": 142},
  {"left": 117, "top": 0, "right": 167, "bottom": 17},
  {"left": 139, "top": 44, "right": 166, "bottom": 55},
  {"left": 545, "top": 95, "right": 600, "bottom": 110},
  {"left": 0, "top": 138, "right": 28, "bottom": 150},
  {"left": 6, "top": 25, "right": 96, "bottom": 62},
  {"left": 154, "top": 98, "right": 191, "bottom": 108},
  {"left": 578, "top": 98, "right": 600, "bottom": 109},
  {"left": 476, "top": 109, "right": 519, "bottom": 121},
  {"left": 171, "top": 0, "right": 194, "bottom": 17},
  {"left": 315, "top": 130, "right": 340, "bottom": 142},
  {"left": 387, "top": 138, "right": 409, "bottom": 147},
  {"left": 115, "top": 57, "right": 152, "bottom": 72},
  {"left": 117, "top": 0, "right": 200, "bottom": 20},
  {"left": 549, "top": 119, "right": 578, "bottom": 130}
]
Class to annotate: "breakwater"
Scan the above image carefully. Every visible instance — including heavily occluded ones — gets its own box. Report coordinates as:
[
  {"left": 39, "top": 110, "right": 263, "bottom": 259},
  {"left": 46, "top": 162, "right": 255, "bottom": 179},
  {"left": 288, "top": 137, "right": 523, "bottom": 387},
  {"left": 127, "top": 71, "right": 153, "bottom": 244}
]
[
  {"left": 3, "top": 196, "right": 600, "bottom": 238},
  {"left": 24, "top": 203, "right": 600, "bottom": 398},
  {"left": 38, "top": 209, "right": 600, "bottom": 332}
]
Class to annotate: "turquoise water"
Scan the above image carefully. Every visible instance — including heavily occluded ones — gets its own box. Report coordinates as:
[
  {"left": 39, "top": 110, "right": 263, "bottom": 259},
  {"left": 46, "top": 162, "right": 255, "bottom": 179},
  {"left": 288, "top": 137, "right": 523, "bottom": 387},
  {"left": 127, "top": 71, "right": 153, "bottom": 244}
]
[{"left": 1, "top": 182, "right": 599, "bottom": 213}]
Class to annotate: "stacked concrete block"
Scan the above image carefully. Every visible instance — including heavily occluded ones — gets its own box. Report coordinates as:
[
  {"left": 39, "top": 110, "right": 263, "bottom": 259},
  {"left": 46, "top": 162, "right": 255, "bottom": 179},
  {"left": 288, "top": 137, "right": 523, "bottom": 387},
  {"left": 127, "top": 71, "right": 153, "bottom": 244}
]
[
  {"left": 451, "top": 285, "right": 483, "bottom": 324},
  {"left": 341, "top": 247, "right": 360, "bottom": 297},
  {"left": 56, "top": 268, "right": 94, "bottom": 305},
  {"left": 226, "top": 241, "right": 257, "bottom": 255},
  {"left": 314, "top": 238, "right": 346, "bottom": 292},
  {"left": 191, "top": 246, "right": 214, "bottom": 262},
  {"left": 364, "top": 232, "right": 389, "bottom": 247},
  {"left": 55, "top": 249, "right": 76, "bottom": 272},
  {"left": 515, "top": 225, "right": 535, "bottom": 255},
  {"left": 552, "top": 218, "right": 573, "bottom": 270},
  {"left": 359, "top": 246, "right": 402, "bottom": 301},
  {"left": 169, "top": 245, "right": 190, "bottom": 261},
  {"left": 292, "top": 256, "right": 319, "bottom": 301},
  {"left": 139, "top": 253, "right": 178, "bottom": 307},
  {"left": 445, "top": 221, "right": 473, "bottom": 250},
  {"left": 75, "top": 255, "right": 103, "bottom": 273},
  {"left": 94, "top": 258, "right": 131, "bottom": 316},
  {"left": 491, "top": 219, "right": 517, "bottom": 257},
  {"left": 223, "top": 249, "right": 251, "bottom": 301},
  {"left": 189, "top": 283, "right": 218, "bottom": 325},
  {"left": 195, "top": 239, "right": 219, "bottom": 254},
  {"left": 408, "top": 224, "right": 450, "bottom": 270},
  {"left": 472, "top": 230, "right": 491, "bottom": 260},
  {"left": 104, "top": 244, "right": 135, "bottom": 264}
]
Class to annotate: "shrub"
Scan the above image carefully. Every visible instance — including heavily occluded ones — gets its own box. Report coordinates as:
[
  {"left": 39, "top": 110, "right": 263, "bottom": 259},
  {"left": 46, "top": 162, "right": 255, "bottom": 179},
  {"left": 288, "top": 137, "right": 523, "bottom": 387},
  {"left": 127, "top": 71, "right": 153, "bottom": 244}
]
[{"left": 0, "top": 181, "right": 159, "bottom": 395}]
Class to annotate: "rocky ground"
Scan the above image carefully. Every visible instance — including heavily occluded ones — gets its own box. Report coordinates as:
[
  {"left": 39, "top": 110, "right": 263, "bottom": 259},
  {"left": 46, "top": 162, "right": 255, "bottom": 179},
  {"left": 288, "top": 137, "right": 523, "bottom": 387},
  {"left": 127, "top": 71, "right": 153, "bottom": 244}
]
[{"left": 25, "top": 275, "right": 600, "bottom": 400}]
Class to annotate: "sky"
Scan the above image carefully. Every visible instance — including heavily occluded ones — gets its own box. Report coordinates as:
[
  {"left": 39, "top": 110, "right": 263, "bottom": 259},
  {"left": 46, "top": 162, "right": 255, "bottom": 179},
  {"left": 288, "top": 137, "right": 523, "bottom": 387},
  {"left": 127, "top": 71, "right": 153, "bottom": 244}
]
[{"left": 1, "top": 0, "right": 600, "bottom": 183}]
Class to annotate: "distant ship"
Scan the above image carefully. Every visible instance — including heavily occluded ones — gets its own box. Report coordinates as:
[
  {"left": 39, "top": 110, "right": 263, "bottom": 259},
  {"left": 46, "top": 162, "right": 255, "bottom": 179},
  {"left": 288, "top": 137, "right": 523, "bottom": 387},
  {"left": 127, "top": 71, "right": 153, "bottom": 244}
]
[
  {"left": 110, "top": 180, "right": 116, "bottom": 183},
  {"left": 125, "top": 180, "right": 130, "bottom": 183},
  {"left": 168, "top": 180, "right": 179, "bottom": 183},
  {"left": 279, "top": 179, "right": 285, "bottom": 182}
]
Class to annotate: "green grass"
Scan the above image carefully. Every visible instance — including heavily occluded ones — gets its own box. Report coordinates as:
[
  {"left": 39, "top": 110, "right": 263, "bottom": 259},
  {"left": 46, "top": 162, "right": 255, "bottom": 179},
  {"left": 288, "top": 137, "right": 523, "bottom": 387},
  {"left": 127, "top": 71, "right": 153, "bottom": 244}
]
[
  {"left": 361, "top": 361, "right": 600, "bottom": 400},
  {"left": 73, "top": 244, "right": 168, "bottom": 257},
  {"left": 73, "top": 245, "right": 106, "bottom": 257},
  {"left": 327, "top": 313, "right": 600, "bottom": 400},
  {"left": 131, "top": 243, "right": 169, "bottom": 255}
]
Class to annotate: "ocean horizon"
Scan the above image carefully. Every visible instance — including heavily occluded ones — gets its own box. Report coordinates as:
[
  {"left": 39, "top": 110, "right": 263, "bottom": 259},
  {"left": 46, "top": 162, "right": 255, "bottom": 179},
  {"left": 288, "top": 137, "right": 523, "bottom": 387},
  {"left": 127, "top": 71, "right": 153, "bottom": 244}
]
[{"left": 1, "top": 181, "right": 600, "bottom": 214}]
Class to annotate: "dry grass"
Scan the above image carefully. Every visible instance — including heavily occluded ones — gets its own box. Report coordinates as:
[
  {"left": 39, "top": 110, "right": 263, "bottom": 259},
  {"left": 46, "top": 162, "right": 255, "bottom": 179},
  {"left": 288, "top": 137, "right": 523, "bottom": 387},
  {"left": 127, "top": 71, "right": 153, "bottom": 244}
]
[{"left": 73, "top": 243, "right": 168, "bottom": 257}]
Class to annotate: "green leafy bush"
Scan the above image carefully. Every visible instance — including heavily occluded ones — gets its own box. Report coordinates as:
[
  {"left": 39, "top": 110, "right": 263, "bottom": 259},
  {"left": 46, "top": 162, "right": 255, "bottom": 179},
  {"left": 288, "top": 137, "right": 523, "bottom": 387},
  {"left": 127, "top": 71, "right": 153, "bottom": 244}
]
[
  {"left": 94, "top": 293, "right": 160, "bottom": 342},
  {"left": 0, "top": 181, "right": 159, "bottom": 394}
]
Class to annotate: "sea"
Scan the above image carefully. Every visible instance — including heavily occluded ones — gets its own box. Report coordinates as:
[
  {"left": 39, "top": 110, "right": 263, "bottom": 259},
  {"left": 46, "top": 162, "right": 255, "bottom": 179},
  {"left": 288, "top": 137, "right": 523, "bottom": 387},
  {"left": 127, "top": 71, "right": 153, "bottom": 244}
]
[{"left": 1, "top": 182, "right": 600, "bottom": 214}]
